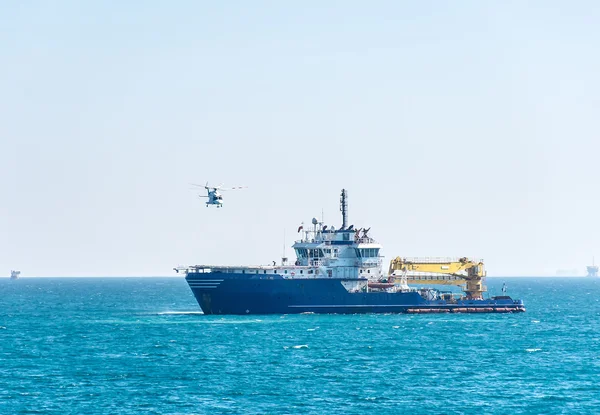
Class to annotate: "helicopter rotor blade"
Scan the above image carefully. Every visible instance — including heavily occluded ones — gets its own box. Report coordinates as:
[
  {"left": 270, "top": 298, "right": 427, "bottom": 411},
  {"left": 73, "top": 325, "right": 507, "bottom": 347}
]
[
  {"left": 220, "top": 186, "right": 247, "bottom": 191},
  {"left": 190, "top": 182, "right": 213, "bottom": 189},
  {"left": 190, "top": 182, "right": 246, "bottom": 191}
]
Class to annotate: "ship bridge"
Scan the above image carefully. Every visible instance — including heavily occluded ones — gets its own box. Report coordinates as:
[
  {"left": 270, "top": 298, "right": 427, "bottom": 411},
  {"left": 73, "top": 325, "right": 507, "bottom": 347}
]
[{"left": 290, "top": 189, "right": 384, "bottom": 279}]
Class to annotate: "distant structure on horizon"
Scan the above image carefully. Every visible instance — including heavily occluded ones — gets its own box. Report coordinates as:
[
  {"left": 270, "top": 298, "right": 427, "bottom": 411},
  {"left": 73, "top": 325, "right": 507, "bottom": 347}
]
[
  {"left": 587, "top": 257, "right": 598, "bottom": 277},
  {"left": 10, "top": 270, "right": 20, "bottom": 280}
]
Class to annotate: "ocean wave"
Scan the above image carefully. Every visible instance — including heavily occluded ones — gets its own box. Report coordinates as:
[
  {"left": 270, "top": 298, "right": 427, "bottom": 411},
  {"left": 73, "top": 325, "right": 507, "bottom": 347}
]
[
  {"left": 157, "top": 311, "right": 204, "bottom": 315},
  {"left": 526, "top": 348, "right": 542, "bottom": 352},
  {"left": 284, "top": 344, "right": 309, "bottom": 349}
]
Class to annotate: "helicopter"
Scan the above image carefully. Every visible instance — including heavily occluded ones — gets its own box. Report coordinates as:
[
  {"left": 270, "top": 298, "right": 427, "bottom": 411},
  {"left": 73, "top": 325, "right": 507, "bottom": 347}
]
[{"left": 191, "top": 182, "right": 246, "bottom": 208}]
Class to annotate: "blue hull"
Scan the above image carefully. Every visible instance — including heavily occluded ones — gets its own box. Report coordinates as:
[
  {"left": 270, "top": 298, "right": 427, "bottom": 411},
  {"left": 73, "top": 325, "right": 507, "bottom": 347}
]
[{"left": 186, "top": 272, "right": 525, "bottom": 315}]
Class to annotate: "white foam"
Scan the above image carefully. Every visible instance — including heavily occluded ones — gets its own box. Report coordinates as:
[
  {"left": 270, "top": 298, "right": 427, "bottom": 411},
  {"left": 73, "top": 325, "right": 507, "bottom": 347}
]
[
  {"left": 532, "top": 320, "right": 540, "bottom": 323},
  {"left": 283, "top": 345, "right": 309, "bottom": 349},
  {"left": 526, "top": 348, "right": 541, "bottom": 352},
  {"left": 307, "top": 327, "right": 319, "bottom": 331}
]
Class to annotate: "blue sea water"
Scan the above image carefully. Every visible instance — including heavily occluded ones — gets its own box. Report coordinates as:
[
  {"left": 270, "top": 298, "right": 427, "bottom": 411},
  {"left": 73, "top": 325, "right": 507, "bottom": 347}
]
[{"left": 1, "top": 277, "right": 599, "bottom": 415}]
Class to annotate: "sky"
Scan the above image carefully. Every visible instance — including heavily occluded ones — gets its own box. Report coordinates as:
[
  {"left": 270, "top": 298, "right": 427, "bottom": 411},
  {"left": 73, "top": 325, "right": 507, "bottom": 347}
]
[{"left": 1, "top": 1, "right": 600, "bottom": 277}]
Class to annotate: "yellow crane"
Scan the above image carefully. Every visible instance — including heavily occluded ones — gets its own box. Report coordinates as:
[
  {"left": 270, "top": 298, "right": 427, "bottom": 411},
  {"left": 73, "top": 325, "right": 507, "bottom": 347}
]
[{"left": 388, "top": 256, "right": 486, "bottom": 299}]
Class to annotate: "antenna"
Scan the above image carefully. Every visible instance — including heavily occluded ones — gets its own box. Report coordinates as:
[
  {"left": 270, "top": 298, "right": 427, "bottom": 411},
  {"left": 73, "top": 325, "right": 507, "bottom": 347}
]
[
  {"left": 281, "top": 229, "right": 288, "bottom": 266},
  {"left": 340, "top": 189, "right": 348, "bottom": 229}
]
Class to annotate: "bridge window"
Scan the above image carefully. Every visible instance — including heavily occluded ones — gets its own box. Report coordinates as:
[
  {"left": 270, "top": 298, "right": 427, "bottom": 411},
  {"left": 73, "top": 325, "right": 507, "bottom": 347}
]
[
  {"left": 357, "top": 248, "right": 380, "bottom": 258},
  {"left": 306, "top": 249, "right": 324, "bottom": 258},
  {"left": 295, "top": 248, "right": 308, "bottom": 259}
]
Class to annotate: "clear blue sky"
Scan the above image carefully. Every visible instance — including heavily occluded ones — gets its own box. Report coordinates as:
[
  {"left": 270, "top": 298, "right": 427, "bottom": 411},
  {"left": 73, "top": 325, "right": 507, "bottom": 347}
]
[{"left": 2, "top": 1, "right": 599, "bottom": 276}]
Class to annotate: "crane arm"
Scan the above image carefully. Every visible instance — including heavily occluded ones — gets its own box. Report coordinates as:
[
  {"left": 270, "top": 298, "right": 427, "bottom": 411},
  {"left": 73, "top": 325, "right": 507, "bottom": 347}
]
[
  {"left": 388, "top": 257, "right": 486, "bottom": 299},
  {"left": 388, "top": 256, "right": 484, "bottom": 276}
]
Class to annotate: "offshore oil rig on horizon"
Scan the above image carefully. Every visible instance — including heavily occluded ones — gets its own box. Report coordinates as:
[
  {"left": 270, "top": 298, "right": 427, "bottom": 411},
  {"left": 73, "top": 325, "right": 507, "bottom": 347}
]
[{"left": 587, "top": 257, "right": 598, "bottom": 277}]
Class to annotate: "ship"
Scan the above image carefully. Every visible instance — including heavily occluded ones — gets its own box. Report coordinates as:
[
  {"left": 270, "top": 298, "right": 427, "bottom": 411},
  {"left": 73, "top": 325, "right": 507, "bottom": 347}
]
[
  {"left": 587, "top": 257, "right": 598, "bottom": 277},
  {"left": 176, "top": 190, "right": 525, "bottom": 315},
  {"left": 10, "top": 270, "right": 20, "bottom": 280}
]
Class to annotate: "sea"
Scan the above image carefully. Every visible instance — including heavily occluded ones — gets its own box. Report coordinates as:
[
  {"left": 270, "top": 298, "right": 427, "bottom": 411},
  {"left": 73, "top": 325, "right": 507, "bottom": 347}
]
[{"left": 1, "top": 277, "right": 599, "bottom": 415}]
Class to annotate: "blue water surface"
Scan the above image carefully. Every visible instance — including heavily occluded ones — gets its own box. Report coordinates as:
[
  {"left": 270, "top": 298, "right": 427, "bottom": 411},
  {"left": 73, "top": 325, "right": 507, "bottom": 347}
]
[{"left": 1, "top": 277, "right": 599, "bottom": 415}]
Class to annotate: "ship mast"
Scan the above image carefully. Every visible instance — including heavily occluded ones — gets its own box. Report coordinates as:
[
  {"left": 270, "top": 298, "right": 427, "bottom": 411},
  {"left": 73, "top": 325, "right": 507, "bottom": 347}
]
[{"left": 340, "top": 189, "right": 348, "bottom": 229}]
